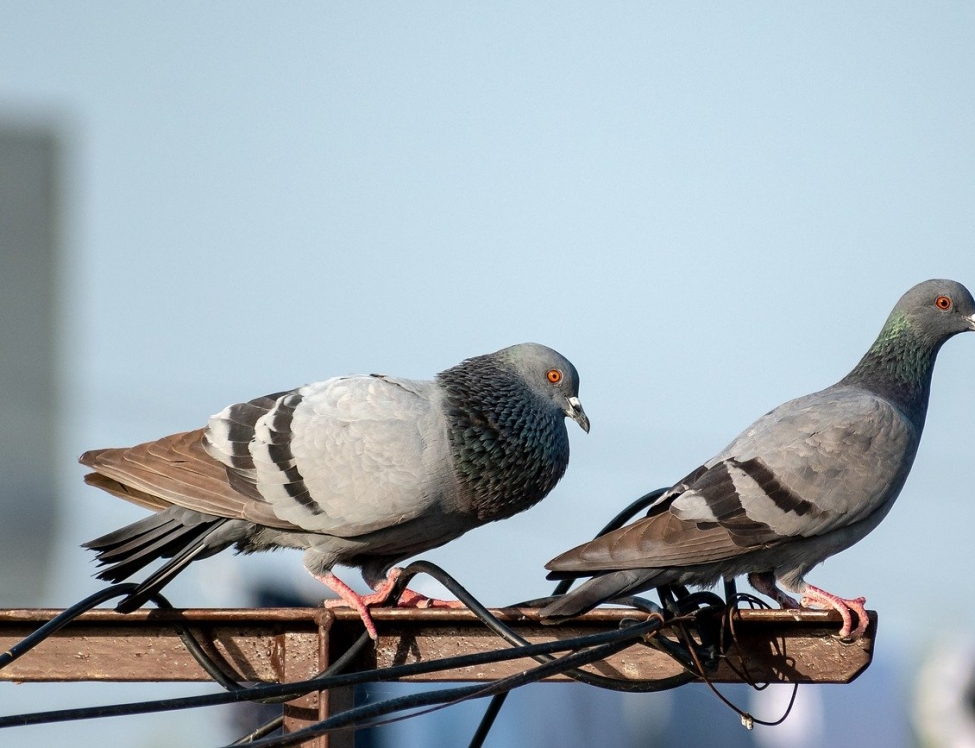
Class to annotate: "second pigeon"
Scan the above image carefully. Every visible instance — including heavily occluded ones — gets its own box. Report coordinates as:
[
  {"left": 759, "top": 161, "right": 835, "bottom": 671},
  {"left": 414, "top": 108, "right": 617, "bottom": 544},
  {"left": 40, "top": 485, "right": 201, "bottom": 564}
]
[{"left": 543, "top": 279, "right": 974, "bottom": 638}]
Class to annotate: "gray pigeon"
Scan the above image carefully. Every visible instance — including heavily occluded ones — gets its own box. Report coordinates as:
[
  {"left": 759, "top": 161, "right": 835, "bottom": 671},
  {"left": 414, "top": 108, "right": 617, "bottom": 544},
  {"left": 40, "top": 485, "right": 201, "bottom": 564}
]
[
  {"left": 82, "top": 343, "right": 589, "bottom": 638},
  {"left": 543, "top": 279, "right": 975, "bottom": 638}
]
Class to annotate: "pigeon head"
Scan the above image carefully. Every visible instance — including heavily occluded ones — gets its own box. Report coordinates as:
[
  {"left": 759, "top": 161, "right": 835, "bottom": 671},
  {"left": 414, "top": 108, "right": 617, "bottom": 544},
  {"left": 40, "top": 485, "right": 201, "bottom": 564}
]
[
  {"left": 495, "top": 342, "right": 590, "bottom": 433},
  {"left": 891, "top": 279, "right": 975, "bottom": 344},
  {"left": 843, "top": 278, "right": 975, "bottom": 423},
  {"left": 437, "top": 342, "right": 588, "bottom": 522}
]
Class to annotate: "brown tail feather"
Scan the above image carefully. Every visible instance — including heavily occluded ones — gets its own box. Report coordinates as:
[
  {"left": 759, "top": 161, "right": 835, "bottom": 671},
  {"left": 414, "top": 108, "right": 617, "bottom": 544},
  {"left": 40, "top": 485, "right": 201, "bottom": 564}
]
[{"left": 83, "top": 473, "right": 173, "bottom": 512}]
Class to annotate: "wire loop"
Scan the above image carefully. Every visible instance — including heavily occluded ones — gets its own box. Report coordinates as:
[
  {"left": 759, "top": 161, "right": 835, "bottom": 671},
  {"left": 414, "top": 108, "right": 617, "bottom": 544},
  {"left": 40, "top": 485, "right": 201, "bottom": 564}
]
[{"left": 0, "top": 486, "right": 804, "bottom": 744}]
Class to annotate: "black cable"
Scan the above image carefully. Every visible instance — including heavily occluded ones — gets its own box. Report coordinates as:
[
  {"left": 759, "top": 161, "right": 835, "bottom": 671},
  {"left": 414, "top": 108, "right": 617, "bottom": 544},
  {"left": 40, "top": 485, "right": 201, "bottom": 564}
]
[
  {"left": 230, "top": 561, "right": 400, "bottom": 743},
  {"left": 224, "top": 617, "right": 663, "bottom": 748},
  {"left": 723, "top": 577, "right": 738, "bottom": 601},
  {"left": 394, "top": 561, "right": 686, "bottom": 693},
  {"left": 0, "top": 583, "right": 243, "bottom": 690},
  {"left": 162, "top": 605, "right": 249, "bottom": 693},
  {"left": 467, "top": 692, "right": 507, "bottom": 748},
  {"left": 0, "top": 523, "right": 784, "bottom": 744},
  {"left": 231, "top": 717, "right": 285, "bottom": 746},
  {"left": 229, "top": 629, "right": 374, "bottom": 743},
  {"left": 0, "top": 613, "right": 672, "bottom": 729},
  {"left": 0, "top": 580, "right": 261, "bottom": 698},
  {"left": 406, "top": 563, "right": 798, "bottom": 734},
  {"left": 0, "top": 583, "right": 142, "bottom": 671},
  {"left": 232, "top": 557, "right": 681, "bottom": 746},
  {"left": 210, "top": 562, "right": 790, "bottom": 741},
  {"left": 552, "top": 487, "right": 668, "bottom": 597},
  {"left": 242, "top": 639, "right": 643, "bottom": 748},
  {"left": 472, "top": 486, "right": 670, "bottom": 746}
]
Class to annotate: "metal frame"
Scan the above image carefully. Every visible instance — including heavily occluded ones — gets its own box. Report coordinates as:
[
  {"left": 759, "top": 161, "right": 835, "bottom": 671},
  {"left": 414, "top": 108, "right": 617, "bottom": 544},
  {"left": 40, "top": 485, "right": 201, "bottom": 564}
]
[{"left": 0, "top": 606, "right": 876, "bottom": 747}]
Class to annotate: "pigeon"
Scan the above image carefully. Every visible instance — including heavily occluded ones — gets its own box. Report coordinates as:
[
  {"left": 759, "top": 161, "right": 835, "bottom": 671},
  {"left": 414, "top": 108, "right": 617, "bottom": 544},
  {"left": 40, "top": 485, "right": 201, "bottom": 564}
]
[
  {"left": 82, "top": 342, "right": 589, "bottom": 639},
  {"left": 542, "top": 279, "right": 975, "bottom": 639}
]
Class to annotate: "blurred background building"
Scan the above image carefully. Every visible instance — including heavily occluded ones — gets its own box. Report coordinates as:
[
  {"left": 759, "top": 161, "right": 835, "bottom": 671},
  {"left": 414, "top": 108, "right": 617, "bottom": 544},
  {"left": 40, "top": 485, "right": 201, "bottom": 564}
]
[{"left": 0, "top": 123, "right": 60, "bottom": 606}]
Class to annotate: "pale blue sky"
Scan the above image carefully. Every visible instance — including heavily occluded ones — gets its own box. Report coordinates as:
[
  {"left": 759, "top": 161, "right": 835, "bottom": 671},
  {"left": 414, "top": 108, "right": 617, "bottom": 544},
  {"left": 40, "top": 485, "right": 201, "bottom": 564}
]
[{"left": 2, "top": 3, "right": 974, "bottom": 746}]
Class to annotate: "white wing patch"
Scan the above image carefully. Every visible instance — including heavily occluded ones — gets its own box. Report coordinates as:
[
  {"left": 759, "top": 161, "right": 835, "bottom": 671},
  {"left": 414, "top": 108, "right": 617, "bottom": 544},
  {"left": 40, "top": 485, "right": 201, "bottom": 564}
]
[
  {"left": 281, "top": 376, "right": 453, "bottom": 535},
  {"left": 686, "top": 386, "right": 919, "bottom": 540},
  {"left": 204, "top": 375, "right": 456, "bottom": 537}
]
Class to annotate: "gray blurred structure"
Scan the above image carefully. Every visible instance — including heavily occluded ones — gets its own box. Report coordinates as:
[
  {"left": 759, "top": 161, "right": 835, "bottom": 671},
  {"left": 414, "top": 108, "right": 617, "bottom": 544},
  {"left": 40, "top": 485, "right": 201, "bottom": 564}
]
[
  {"left": 914, "top": 635, "right": 975, "bottom": 748},
  {"left": 0, "top": 123, "right": 61, "bottom": 605}
]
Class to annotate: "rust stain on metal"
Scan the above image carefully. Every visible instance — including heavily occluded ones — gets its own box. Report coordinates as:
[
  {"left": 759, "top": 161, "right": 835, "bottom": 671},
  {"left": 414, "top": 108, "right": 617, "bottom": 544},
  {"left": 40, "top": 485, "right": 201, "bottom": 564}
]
[{"left": 0, "top": 606, "right": 875, "bottom": 686}]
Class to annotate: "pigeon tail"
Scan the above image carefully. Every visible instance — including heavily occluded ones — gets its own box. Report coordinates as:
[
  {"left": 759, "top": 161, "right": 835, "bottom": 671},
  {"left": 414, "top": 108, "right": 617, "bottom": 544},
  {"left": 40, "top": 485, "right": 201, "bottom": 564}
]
[
  {"left": 539, "top": 568, "right": 665, "bottom": 621},
  {"left": 84, "top": 510, "right": 232, "bottom": 612}
]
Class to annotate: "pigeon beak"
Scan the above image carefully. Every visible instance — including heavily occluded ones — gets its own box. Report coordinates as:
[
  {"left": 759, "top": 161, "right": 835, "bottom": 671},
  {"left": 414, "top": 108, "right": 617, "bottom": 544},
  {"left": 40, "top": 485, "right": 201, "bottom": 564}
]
[
  {"left": 968, "top": 312, "right": 975, "bottom": 331},
  {"left": 565, "top": 396, "right": 590, "bottom": 433}
]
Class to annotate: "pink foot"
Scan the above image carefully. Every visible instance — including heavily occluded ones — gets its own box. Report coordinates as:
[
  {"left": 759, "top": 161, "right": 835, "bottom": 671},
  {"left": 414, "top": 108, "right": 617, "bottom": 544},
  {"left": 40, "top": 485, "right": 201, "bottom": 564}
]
[
  {"left": 395, "top": 588, "right": 466, "bottom": 609},
  {"left": 800, "top": 585, "right": 868, "bottom": 639},
  {"left": 358, "top": 569, "right": 464, "bottom": 608},
  {"left": 313, "top": 568, "right": 464, "bottom": 639},
  {"left": 317, "top": 571, "right": 385, "bottom": 639}
]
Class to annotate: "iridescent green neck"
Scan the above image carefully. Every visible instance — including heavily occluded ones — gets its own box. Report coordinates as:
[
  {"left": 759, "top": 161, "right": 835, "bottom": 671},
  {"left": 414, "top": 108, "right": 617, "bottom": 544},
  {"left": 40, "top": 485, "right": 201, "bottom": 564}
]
[
  {"left": 438, "top": 357, "right": 569, "bottom": 522},
  {"left": 840, "top": 311, "right": 939, "bottom": 426}
]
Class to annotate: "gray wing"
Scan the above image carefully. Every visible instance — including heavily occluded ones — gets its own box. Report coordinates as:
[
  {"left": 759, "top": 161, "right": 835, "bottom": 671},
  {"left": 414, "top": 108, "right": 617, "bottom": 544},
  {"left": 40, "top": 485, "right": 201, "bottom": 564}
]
[
  {"left": 548, "top": 385, "right": 919, "bottom": 573},
  {"left": 203, "top": 374, "right": 457, "bottom": 537}
]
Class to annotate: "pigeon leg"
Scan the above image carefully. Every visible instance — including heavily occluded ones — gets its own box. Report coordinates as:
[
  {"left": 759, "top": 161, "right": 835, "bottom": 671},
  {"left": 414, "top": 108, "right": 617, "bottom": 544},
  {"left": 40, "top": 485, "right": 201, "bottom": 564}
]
[
  {"left": 315, "top": 568, "right": 466, "bottom": 639},
  {"left": 747, "top": 572, "right": 800, "bottom": 609},
  {"left": 315, "top": 571, "right": 383, "bottom": 640},
  {"left": 799, "top": 585, "right": 868, "bottom": 639}
]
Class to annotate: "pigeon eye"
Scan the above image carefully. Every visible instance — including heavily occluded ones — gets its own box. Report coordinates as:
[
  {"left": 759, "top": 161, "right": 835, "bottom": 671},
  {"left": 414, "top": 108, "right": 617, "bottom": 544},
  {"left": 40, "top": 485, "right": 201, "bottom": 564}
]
[
  {"left": 936, "top": 295, "right": 952, "bottom": 310},
  {"left": 546, "top": 369, "right": 563, "bottom": 384}
]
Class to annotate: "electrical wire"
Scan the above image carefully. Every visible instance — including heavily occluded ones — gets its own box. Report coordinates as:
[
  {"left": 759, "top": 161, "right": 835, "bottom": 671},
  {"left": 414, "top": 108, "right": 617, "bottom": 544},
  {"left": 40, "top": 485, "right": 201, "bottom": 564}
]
[
  {"left": 470, "top": 486, "right": 670, "bottom": 747},
  {"left": 222, "top": 616, "right": 666, "bottom": 748},
  {"left": 0, "top": 484, "right": 805, "bottom": 745},
  {"left": 1, "top": 584, "right": 143, "bottom": 670},
  {"left": 0, "top": 605, "right": 673, "bottom": 729},
  {"left": 551, "top": 487, "right": 668, "bottom": 597}
]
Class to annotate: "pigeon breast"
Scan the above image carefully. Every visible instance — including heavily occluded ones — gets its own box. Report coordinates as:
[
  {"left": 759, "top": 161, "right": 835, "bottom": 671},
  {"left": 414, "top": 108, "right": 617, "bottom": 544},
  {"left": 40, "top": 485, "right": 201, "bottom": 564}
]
[{"left": 438, "top": 354, "right": 571, "bottom": 522}]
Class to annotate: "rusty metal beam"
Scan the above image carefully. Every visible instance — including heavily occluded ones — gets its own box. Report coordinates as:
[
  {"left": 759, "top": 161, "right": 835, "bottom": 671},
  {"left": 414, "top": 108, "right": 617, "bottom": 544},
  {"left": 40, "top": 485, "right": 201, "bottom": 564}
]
[
  {"left": 362, "top": 606, "right": 876, "bottom": 685},
  {"left": 0, "top": 606, "right": 877, "bottom": 746}
]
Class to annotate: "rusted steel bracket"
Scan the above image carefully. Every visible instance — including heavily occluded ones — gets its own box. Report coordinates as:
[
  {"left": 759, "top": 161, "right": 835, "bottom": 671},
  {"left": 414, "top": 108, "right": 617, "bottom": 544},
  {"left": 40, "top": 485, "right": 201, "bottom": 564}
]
[{"left": 0, "top": 606, "right": 876, "bottom": 747}]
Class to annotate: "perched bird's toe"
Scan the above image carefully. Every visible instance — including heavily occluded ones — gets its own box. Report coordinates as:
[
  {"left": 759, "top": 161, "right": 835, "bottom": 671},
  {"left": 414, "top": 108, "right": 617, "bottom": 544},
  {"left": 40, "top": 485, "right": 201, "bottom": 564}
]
[
  {"left": 395, "top": 589, "right": 465, "bottom": 609},
  {"left": 800, "top": 585, "right": 868, "bottom": 640}
]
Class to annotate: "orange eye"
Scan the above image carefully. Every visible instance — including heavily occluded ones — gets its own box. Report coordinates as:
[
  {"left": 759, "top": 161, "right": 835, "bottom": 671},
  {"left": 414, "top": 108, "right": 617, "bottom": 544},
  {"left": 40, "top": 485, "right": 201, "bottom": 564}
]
[
  {"left": 546, "top": 369, "right": 563, "bottom": 384},
  {"left": 936, "top": 295, "right": 952, "bottom": 310}
]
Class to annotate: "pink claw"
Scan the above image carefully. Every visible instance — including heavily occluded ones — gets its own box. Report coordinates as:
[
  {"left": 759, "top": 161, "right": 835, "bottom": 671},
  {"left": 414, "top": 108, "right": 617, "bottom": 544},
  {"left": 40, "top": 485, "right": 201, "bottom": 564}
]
[
  {"left": 314, "top": 567, "right": 463, "bottom": 639},
  {"left": 318, "top": 571, "right": 384, "bottom": 639},
  {"left": 800, "top": 585, "right": 868, "bottom": 639},
  {"left": 395, "top": 588, "right": 466, "bottom": 609}
]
